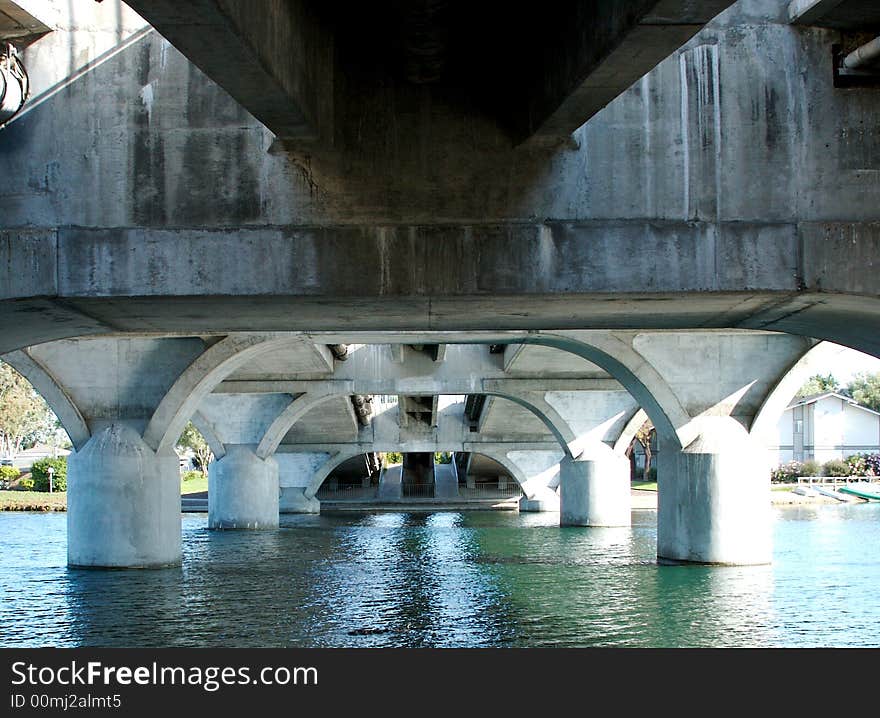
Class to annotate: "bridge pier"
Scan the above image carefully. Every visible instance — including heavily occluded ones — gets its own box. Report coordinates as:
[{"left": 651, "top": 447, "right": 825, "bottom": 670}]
[
  {"left": 68, "top": 423, "right": 181, "bottom": 568},
  {"left": 208, "top": 445, "right": 279, "bottom": 529},
  {"left": 559, "top": 445, "right": 631, "bottom": 527},
  {"left": 657, "top": 419, "right": 771, "bottom": 565}
]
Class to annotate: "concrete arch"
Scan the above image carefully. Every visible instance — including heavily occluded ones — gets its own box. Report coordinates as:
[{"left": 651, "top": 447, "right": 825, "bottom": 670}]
[
  {"left": 481, "top": 391, "right": 579, "bottom": 458},
  {"left": 305, "top": 449, "right": 365, "bottom": 498},
  {"left": 466, "top": 449, "right": 531, "bottom": 490},
  {"left": 750, "top": 340, "right": 840, "bottom": 442},
  {"left": 143, "top": 334, "right": 307, "bottom": 453},
  {"left": 256, "top": 391, "right": 349, "bottom": 459},
  {"left": 1, "top": 348, "right": 91, "bottom": 450},
  {"left": 519, "top": 332, "right": 692, "bottom": 449},
  {"left": 190, "top": 410, "right": 226, "bottom": 461},
  {"left": 613, "top": 408, "right": 649, "bottom": 455}
]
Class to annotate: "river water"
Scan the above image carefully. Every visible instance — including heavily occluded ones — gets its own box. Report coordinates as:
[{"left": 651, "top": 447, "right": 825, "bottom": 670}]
[{"left": 1, "top": 505, "right": 879, "bottom": 647}]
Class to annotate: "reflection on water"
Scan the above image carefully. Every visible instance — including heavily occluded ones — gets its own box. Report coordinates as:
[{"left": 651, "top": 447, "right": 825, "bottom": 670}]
[{"left": 1, "top": 505, "right": 879, "bottom": 647}]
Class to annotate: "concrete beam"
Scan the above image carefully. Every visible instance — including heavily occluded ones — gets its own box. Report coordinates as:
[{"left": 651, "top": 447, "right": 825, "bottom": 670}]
[
  {"left": 123, "top": 0, "right": 332, "bottom": 140},
  {"left": 515, "top": 1, "right": 735, "bottom": 143},
  {"left": 788, "top": 0, "right": 847, "bottom": 24}
]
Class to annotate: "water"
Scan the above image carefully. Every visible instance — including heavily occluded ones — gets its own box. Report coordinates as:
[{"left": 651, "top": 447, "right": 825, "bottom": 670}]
[{"left": 1, "top": 505, "right": 879, "bottom": 647}]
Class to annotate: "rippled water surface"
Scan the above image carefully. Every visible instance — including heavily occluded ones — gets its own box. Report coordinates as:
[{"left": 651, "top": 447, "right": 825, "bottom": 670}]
[{"left": 1, "top": 505, "right": 879, "bottom": 647}]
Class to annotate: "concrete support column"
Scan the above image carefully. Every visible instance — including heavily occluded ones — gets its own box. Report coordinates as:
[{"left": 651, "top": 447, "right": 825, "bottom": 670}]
[
  {"left": 559, "top": 444, "right": 631, "bottom": 527},
  {"left": 519, "top": 486, "right": 559, "bottom": 512},
  {"left": 208, "top": 445, "right": 279, "bottom": 529},
  {"left": 68, "top": 423, "right": 181, "bottom": 568},
  {"left": 657, "top": 418, "right": 771, "bottom": 565},
  {"left": 279, "top": 486, "right": 320, "bottom": 514}
]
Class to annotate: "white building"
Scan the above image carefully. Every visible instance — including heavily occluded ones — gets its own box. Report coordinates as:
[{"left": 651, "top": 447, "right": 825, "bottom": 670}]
[{"left": 772, "top": 392, "right": 880, "bottom": 465}]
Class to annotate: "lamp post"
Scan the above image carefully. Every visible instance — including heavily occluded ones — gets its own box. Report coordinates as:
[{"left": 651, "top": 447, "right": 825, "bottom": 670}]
[{"left": 47, "top": 465, "right": 54, "bottom": 493}]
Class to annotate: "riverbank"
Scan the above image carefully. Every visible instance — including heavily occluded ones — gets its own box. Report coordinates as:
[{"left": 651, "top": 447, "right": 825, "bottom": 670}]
[
  {"left": 0, "top": 491, "right": 67, "bottom": 511},
  {"left": 0, "top": 486, "right": 863, "bottom": 512}
]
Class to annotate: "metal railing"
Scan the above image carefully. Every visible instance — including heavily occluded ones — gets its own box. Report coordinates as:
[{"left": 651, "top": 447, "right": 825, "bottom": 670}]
[
  {"left": 401, "top": 483, "right": 435, "bottom": 498},
  {"left": 315, "top": 485, "right": 378, "bottom": 501},
  {"left": 458, "top": 484, "right": 523, "bottom": 500},
  {"left": 794, "top": 476, "right": 880, "bottom": 486}
]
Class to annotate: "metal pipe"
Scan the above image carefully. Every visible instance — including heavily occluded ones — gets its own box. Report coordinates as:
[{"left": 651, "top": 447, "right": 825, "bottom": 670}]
[{"left": 843, "top": 36, "right": 880, "bottom": 70}]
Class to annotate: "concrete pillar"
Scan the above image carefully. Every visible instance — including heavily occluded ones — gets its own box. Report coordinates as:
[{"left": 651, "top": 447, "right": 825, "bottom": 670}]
[
  {"left": 519, "top": 485, "right": 560, "bottom": 512},
  {"left": 68, "top": 423, "right": 181, "bottom": 568},
  {"left": 657, "top": 418, "right": 771, "bottom": 565},
  {"left": 208, "top": 445, "right": 279, "bottom": 529},
  {"left": 559, "top": 445, "right": 631, "bottom": 527},
  {"left": 279, "top": 486, "right": 320, "bottom": 514}
]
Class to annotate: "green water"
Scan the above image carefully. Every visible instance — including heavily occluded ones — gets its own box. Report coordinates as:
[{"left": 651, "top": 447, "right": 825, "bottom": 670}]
[{"left": 0, "top": 505, "right": 878, "bottom": 647}]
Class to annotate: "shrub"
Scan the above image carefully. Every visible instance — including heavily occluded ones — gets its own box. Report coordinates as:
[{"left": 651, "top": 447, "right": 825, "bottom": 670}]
[
  {"left": 771, "top": 461, "right": 806, "bottom": 483},
  {"left": 846, "top": 453, "right": 880, "bottom": 476},
  {"left": 383, "top": 452, "right": 403, "bottom": 466},
  {"left": 645, "top": 467, "right": 657, "bottom": 482},
  {"left": 0, "top": 465, "right": 20, "bottom": 482},
  {"left": 822, "top": 459, "right": 849, "bottom": 478},
  {"left": 181, "top": 470, "right": 203, "bottom": 483},
  {"left": 18, "top": 476, "right": 34, "bottom": 490},
  {"left": 30, "top": 457, "right": 68, "bottom": 492},
  {"left": 801, "top": 459, "right": 821, "bottom": 477}
]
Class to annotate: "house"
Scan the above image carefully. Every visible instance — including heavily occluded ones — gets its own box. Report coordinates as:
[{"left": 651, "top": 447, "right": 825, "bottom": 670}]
[
  {"left": 772, "top": 392, "right": 880, "bottom": 464},
  {"left": 9, "top": 443, "right": 71, "bottom": 471}
]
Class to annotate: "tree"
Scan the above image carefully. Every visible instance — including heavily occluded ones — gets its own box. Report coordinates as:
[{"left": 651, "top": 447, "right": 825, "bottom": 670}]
[
  {"left": 796, "top": 373, "right": 840, "bottom": 398},
  {"left": 177, "top": 421, "right": 213, "bottom": 476},
  {"left": 629, "top": 419, "right": 656, "bottom": 481},
  {"left": 846, "top": 371, "right": 880, "bottom": 412},
  {"left": 0, "top": 361, "right": 58, "bottom": 459}
]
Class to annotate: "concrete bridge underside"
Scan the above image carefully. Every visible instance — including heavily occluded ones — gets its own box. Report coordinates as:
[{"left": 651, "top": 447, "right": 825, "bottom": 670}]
[{"left": 0, "top": 1, "right": 879, "bottom": 569}]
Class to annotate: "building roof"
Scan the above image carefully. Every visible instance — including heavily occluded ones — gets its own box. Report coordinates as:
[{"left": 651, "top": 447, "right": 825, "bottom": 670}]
[{"left": 787, "top": 391, "right": 880, "bottom": 416}]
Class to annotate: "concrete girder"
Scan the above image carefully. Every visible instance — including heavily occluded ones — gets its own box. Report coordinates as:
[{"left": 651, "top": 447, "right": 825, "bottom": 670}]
[
  {"left": 613, "top": 409, "right": 651, "bottom": 455},
  {"left": 1, "top": 348, "right": 90, "bottom": 450}
]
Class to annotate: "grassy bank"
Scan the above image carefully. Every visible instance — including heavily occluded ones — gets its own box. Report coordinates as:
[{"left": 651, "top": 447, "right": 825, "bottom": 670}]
[
  {"left": 0, "top": 490, "right": 67, "bottom": 511},
  {"left": 181, "top": 473, "right": 208, "bottom": 495}
]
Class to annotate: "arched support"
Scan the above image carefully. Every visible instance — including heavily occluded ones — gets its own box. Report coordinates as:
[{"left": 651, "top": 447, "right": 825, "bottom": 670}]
[
  {"left": 479, "top": 447, "right": 562, "bottom": 513},
  {"left": 750, "top": 340, "right": 839, "bottom": 442},
  {"left": 208, "top": 445, "right": 279, "bottom": 529},
  {"left": 67, "top": 422, "right": 181, "bottom": 568},
  {"left": 614, "top": 408, "right": 649, "bottom": 454},
  {"left": 256, "top": 391, "right": 346, "bottom": 460},
  {"left": 486, "top": 390, "right": 580, "bottom": 459},
  {"left": 2, "top": 348, "right": 91, "bottom": 450},
  {"left": 657, "top": 417, "right": 771, "bottom": 566},
  {"left": 191, "top": 410, "right": 226, "bottom": 460},
  {"left": 143, "top": 334, "right": 302, "bottom": 454},
  {"left": 522, "top": 333, "right": 689, "bottom": 449}
]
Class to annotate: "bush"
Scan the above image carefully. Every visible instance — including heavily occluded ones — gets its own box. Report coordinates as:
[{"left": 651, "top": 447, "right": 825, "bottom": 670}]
[
  {"left": 823, "top": 459, "right": 849, "bottom": 478},
  {"left": 30, "top": 457, "right": 67, "bottom": 492},
  {"left": 383, "top": 452, "right": 403, "bottom": 466},
  {"left": 846, "top": 453, "right": 880, "bottom": 476},
  {"left": 181, "top": 470, "right": 203, "bottom": 483},
  {"left": 801, "top": 459, "right": 821, "bottom": 477},
  {"left": 0, "top": 465, "right": 20, "bottom": 481},
  {"left": 771, "top": 461, "right": 807, "bottom": 483},
  {"left": 18, "top": 476, "right": 34, "bottom": 490},
  {"left": 644, "top": 467, "right": 657, "bottom": 482}
]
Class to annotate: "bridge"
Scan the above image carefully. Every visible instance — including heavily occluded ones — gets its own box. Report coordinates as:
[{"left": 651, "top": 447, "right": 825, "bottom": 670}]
[{"left": 0, "top": 0, "right": 878, "bottom": 568}]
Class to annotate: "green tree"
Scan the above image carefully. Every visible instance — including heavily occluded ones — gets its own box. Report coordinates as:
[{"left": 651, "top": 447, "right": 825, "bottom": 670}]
[
  {"left": 626, "top": 419, "right": 656, "bottom": 481},
  {"left": 796, "top": 373, "right": 840, "bottom": 398},
  {"left": 846, "top": 371, "right": 880, "bottom": 412},
  {"left": 176, "top": 421, "right": 213, "bottom": 476},
  {"left": 0, "top": 361, "right": 58, "bottom": 459}
]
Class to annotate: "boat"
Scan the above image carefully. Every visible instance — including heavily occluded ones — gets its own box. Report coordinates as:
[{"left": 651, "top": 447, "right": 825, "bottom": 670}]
[
  {"left": 839, "top": 484, "right": 880, "bottom": 501},
  {"left": 792, "top": 485, "right": 819, "bottom": 497},
  {"left": 812, "top": 485, "right": 852, "bottom": 502}
]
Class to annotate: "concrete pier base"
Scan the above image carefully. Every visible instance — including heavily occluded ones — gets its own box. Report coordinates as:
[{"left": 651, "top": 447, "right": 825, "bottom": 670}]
[
  {"left": 559, "top": 447, "right": 631, "bottom": 527},
  {"left": 279, "top": 486, "right": 321, "bottom": 514},
  {"left": 657, "top": 419, "right": 772, "bottom": 565},
  {"left": 208, "top": 445, "right": 279, "bottom": 529},
  {"left": 519, "top": 486, "right": 560, "bottom": 512},
  {"left": 68, "top": 423, "right": 181, "bottom": 568}
]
